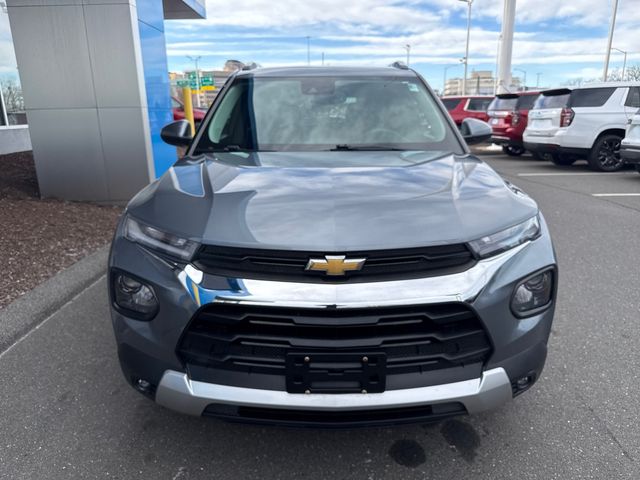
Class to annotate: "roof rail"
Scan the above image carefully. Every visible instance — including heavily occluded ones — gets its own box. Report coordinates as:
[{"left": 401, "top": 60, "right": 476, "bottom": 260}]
[
  {"left": 389, "top": 61, "right": 409, "bottom": 70},
  {"left": 241, "top": 62, "right": 260, "bottom": 71}
]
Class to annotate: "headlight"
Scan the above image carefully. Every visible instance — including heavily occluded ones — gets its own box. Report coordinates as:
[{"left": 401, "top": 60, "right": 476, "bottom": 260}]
[
  {"left": 111, "top": 270, "right": 159, "bottom": 320},
  {"left": 124, "top": 216, "right": 199, "bottom": 261},
  {"left": 511, "top": 268, "right": 554, "bottom": 317},
  {"left": 468, "top": 216, "right": 540, "bottom": 259}
]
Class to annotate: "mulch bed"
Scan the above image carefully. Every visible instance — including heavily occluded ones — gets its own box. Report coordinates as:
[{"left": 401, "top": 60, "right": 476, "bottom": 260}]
[{"left": 0, "top": 152, "right": 123, "bottom": 309}]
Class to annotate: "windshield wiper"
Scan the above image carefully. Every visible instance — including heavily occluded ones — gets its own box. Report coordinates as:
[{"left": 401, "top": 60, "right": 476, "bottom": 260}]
[{"left": 330, "top": 144, "right": 407, "bottom": 151}]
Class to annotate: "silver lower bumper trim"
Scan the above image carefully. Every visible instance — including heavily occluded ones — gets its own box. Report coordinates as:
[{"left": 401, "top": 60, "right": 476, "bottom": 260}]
[{"left": 155, "top": 368, "right": 513, "bottom": 417}]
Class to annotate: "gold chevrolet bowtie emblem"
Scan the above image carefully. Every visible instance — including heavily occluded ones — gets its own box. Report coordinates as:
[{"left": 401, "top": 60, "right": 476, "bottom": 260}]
[{"left": 305, "top": 255, "right": 366, "bottom": 276}]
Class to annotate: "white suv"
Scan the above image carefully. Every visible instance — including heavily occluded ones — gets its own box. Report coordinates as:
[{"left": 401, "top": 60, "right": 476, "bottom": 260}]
[
  {"left": 523, "top": 83, "right": 640, "bottom": 171},
  {"left": 621, "top": 108, "right": 640, "bottom": 173}
]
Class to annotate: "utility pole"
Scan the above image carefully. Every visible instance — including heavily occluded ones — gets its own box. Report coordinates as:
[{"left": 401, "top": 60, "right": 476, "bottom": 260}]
[
  {"left": 321, "top": 52, "right": 325, "bottom": 66},
  {"left": 186, "top": 55, "right": 202, "bottom": 107},
  {"left": 306, "top": 36, "right": 311, "bottom": 66},
  {"left": 536, "top": 72, "right": 542, "bottom": 88},
  {"left": 459, "top": 0, "right": 473, "bottom": 95},
  {"left": 603, "top": 0, "right": 619, "bottom": 81},
  {"left": 496, "top": 0, "right": 516, "bottom": 94},
  {"left": 405, "top": 44, "right": 411, "bottom": 66}
]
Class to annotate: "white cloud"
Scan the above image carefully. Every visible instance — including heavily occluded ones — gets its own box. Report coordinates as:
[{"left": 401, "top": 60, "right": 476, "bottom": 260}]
[{"left": 173, "top": 0, "right": 445, "bottom": 32}]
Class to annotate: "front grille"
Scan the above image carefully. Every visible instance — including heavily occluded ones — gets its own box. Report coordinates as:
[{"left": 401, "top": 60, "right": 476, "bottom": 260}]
[
  {"left": 191, "top": 244, "right": 476, "bottom": 283},
  {"left": 177, "top": 303, "right": 492, "bottom": 391}
]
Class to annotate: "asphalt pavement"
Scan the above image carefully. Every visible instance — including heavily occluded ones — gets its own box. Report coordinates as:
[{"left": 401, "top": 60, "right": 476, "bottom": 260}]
[{"left": 1, "top": 153, "right": 639, "bottom": 479}]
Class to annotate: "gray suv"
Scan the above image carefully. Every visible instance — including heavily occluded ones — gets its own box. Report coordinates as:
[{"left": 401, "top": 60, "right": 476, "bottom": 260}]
[{"left": 108, "top": 65, "right": 557, "bottom": 427}]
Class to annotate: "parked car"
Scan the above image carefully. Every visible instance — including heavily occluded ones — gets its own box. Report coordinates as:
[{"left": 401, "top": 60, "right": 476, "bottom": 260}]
[
  {"left": 523, "top": 83, "right": 640, "bottom": 171},
  {"left": 171, "top": 96, "right": 207, "bottom": 124},
  {"left": 621, "top": 107, "right": 640, "bottom": 172},
  {"left": 488, "top": 92, "right": 540, "bottom": 157},
  {"left": 109, "top": 66, "right": 557, "bottom": 427},
  {"left": 441, "top": 95, "right": 493, "bottom": 125}
]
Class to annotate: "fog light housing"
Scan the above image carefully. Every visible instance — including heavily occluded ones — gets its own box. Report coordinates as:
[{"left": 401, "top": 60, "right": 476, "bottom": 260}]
[
  {"left": 511, "top": 372, "right": 537, "bottom": 396},
  {"left": 511, "top": 268, "right": 554, "bottom": 318},
  {"left": 133, "top": 377, "right": 156, "bottom": 397},
  {"left": 112, "top": 270, "right": 158, "bottom": 320}
]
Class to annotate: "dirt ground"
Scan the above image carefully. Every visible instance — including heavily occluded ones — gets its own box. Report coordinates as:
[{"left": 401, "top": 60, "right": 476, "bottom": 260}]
[{"left": 0, "top": 152, "right": 122, "bottom": 308}]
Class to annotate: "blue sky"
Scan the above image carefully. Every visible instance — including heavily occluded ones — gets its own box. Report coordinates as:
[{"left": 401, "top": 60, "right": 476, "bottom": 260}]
[
  {"left": 164, "top": 0, "right": 640, "bottom": 91},
  {"left": 1, "top": 0, "right": 638, "bottom": 91}
]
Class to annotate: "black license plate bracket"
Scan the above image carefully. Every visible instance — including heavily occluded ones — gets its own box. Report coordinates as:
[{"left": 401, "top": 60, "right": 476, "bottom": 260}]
[{"left": 286, "top": 352, "right": 386, "bottom": 394}]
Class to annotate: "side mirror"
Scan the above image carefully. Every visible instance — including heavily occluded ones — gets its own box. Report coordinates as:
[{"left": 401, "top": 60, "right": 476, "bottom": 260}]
[
  {"left": 460, "top": 118, "right": 492, "bottom": 145},
  {"left": 161, "top": 120, "right": 193, "bottom": 147}
]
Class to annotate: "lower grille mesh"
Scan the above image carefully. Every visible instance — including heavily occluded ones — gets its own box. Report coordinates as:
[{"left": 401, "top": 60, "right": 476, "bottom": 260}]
[{"left": 177, "top": 303, "right": 492, "bottom": 382}]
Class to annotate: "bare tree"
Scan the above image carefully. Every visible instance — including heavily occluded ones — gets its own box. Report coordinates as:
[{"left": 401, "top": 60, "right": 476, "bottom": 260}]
[
  {"left": 623, "top": 65, "right": 640, "bottom": 81},
  {"left": 605, "top": 65, "right": 640, "bottom": 82},
  {"left": 562, "top": 64, "right": 640, "bottom": 87},
  {"left": 606, "top": 68, "right": 625, "bottom": 82},
  {"left": 563, "top": 78, "right": 585, "bottom": 87},
  {"left": 0, "top": 78, "right": 25, "bottom": 113}
]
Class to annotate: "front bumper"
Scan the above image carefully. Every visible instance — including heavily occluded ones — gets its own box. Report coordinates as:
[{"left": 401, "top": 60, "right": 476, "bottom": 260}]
[
  {"left": 109, "top": 217, "right": 557, "bottom": 424},
  {"left": 156, "top": 367, "right": 512, "bottom": 417}
]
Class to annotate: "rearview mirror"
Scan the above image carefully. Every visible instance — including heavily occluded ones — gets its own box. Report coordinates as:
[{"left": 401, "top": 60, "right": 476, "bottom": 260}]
[
  {"left": 460, "top": 118, "right": 492, "bottom": 145},
  {"left": 161, "top": 120, "right": 193, "bottom": 147}
]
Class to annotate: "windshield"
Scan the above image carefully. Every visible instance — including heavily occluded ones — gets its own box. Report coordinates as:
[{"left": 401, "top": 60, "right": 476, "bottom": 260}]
[
  {"left": 193, "top": 76, "right": 462, "bottom": 155},
  {"left": 488, "top": 97, "right": 517, "bottom": 111}
]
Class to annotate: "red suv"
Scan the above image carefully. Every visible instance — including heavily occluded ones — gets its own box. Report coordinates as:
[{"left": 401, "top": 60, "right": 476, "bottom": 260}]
[
  {"left": 441, "top": 96, "right": 493, "bottom": 126},
  {"left": 487, "top": 92, "right": 540, "bottom": 156}
]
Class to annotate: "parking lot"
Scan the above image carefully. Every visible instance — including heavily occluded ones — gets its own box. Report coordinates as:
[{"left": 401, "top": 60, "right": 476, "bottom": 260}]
[{"left": 1, "top": 152, "right": 639, "bottom": 480}]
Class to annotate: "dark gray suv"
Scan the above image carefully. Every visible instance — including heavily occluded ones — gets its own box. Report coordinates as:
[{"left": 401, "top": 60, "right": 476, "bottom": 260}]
[{"left": 108, "top": 65, "right": 557, "bottom": 427}]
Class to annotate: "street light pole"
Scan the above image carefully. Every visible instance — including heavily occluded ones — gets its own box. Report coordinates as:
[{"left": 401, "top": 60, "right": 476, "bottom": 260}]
[
  {"left": 186, "top": 55, "right": 202, "bottom": 107},
  {"left": 603, "top": 0, "right": 619, "bottom": 81},
  {"left": 405, "top": 44, "right": 411, "bottom": 66},
  {"left": 306, "top": 36, "right": 311, "bottom": 66},
  {"left": 536, "top": 72, "right": 542, "bottom": 88},
  {"left": 459, "top": 0, "right": 473, "bottom": 96},
  {"left": 514, "top": 68, "right": 527, "bottom": 90},
  {"left": 611, "top": 47, "right": 627, "bottom": 80}
]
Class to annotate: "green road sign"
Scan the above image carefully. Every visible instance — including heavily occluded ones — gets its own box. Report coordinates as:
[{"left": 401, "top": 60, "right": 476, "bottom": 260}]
[
  {"left": 187, "top": 71, "right": 197, "bottom": 80},
  {"left": 176, "top": 80, "right": 189, "bottom": 87},
  {"left": 201, "top": 76, "right": 214, "bottom": 87}
]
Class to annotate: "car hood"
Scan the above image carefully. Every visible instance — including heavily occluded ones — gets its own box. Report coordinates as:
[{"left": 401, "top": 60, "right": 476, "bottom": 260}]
[{"left": 127, "top": 151, "right": 538, "bottom": 251}]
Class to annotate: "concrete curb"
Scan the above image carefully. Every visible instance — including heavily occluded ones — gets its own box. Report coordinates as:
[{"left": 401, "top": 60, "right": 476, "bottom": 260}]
[{"left": 0, "top": 245, "right": 109, "bottom": 354}]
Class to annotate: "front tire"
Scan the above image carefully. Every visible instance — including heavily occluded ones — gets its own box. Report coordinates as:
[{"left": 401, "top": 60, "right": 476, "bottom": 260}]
[
  {"left": 550, "top": 153, "right": 576, "bottom": 166},
  {"left": 588, "top": 134, "right": 624, "bottom": 172},
  {"left": 502, "top": 145, "right": 525, "bottom": 156}
]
